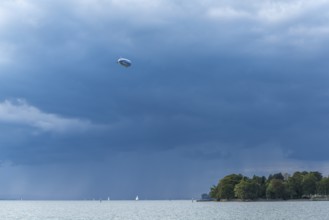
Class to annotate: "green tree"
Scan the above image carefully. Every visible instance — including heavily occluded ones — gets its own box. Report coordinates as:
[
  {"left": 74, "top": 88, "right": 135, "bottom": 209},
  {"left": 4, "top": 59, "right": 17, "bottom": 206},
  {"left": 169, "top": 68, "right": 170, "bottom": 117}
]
[
  {"left": 287, "top": 172, "right": 304, "bottom": 199},
  {"left": 209, "top": 185, "right": 219, "bottom": 199},
  {"left": 269, "top": 173, "right": 284, "bottom": 181},
  {"left": 310, "top": 171, "right": 322, "bottom": 182},
  {"left": 266, "top": 179, "right": 288, "bottom": 199},
  {"left": 252, "top": 175, "right": 267, "bottom": 198},
  {"left": 317, "top": 177, "right": 329, "bottom": 195},
  {"left": 217, "top": 174, "right": 243, "bottom": 200},
  {"left": 234, "top": 179, "right": 259, "bottom": 200},
  {"left": 302, "top": 173, "right": 318, "bottom": 196},
  {"left": 210, "top": 171, "right": 324, "bottom": 201}
]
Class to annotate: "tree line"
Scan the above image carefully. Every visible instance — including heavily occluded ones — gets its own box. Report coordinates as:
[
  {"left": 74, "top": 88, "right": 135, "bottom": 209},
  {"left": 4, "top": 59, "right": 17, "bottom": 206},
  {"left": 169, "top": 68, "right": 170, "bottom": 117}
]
[{"left": 209, "top": 171, "right": 329, "bottom": 201}]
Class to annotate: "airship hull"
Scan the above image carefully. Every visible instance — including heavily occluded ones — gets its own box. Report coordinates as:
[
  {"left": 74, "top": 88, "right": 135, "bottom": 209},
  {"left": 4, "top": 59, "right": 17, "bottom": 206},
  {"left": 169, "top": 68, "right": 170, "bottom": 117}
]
[{"left": 117, "top": 58, "right": 132, "bottom": 67}]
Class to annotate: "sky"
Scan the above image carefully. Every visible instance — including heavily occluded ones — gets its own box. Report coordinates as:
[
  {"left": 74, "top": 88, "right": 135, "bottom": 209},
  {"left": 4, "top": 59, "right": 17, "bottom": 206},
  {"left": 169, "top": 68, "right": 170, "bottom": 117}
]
[{"left": 0, "top": 0, "right": 329, "bottom": 200}]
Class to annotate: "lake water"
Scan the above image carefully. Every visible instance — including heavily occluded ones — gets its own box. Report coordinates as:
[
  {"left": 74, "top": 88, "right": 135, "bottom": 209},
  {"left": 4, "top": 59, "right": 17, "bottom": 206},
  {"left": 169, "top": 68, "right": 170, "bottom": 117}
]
[{"left": 0, "top": 200, "right": 328, "bottom": 220}]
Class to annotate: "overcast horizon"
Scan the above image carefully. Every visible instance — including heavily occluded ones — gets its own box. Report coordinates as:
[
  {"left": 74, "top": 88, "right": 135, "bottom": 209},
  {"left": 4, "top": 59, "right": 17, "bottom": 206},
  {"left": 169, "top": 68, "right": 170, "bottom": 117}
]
[{"left": 1, "top": 0, "right": 329, "bottom": 200}]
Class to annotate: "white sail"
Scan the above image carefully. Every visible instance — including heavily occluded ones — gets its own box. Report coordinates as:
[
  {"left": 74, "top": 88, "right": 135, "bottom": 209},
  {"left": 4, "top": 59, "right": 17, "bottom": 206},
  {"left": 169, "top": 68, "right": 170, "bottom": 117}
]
[{"left": 135, "top": 196, "right": 139, "bottom": 201}]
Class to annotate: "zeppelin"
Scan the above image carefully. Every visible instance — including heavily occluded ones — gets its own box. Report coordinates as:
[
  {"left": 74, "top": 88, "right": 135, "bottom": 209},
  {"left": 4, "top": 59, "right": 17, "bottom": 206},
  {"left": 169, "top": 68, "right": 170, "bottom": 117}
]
[{"left": 117, "top": 58, "right": 132, "bottom": 67}]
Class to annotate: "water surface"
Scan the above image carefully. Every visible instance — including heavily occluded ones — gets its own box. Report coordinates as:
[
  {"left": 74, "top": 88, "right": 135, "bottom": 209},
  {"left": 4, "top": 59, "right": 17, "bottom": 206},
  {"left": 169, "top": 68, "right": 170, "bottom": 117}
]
[{"left": 0, "top": 200, "right": 328, "bottom": 220}]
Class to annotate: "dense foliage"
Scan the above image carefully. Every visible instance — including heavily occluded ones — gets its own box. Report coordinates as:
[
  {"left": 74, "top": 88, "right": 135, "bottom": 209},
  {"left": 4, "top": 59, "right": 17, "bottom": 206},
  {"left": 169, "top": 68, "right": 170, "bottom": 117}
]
[{"left": 210, "top": 171, "right": 329, "bottom": 201}]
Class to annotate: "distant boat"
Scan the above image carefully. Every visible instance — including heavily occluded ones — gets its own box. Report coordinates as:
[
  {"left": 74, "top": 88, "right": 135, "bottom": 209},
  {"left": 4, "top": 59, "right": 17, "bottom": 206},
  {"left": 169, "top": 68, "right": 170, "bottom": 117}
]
[
  {"left": 108, "top": 197, "right": 110, "bottom": 201},
  {"left": 135, "top": 196, "right": 139, "bottom": 201}
]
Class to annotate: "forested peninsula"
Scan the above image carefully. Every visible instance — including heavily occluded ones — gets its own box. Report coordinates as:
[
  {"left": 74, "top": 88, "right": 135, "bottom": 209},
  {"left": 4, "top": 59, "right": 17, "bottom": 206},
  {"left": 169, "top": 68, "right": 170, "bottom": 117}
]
[{"left": 209, "top": 171, "right": 329, "bottom": 201}]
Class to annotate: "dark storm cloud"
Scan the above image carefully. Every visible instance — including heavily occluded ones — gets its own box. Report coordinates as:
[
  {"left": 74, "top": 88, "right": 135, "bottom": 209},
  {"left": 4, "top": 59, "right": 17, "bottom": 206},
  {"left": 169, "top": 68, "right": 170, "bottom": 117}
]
[{"left": 1, "top": 0, "right": 329, "bottom": 199}]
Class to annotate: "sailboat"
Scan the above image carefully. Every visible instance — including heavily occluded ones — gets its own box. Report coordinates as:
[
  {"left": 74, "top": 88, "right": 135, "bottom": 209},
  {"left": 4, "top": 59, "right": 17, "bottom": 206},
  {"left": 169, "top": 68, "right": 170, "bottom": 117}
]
[{"left": 135, "top": 196, "right": 139, "bottom": 201}]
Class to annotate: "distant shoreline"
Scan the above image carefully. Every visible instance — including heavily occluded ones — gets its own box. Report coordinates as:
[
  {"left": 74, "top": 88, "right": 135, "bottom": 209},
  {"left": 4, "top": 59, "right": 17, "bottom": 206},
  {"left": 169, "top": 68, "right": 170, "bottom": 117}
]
[{"left": 197, "top": 198, "right": 329, "bottom": 202}]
